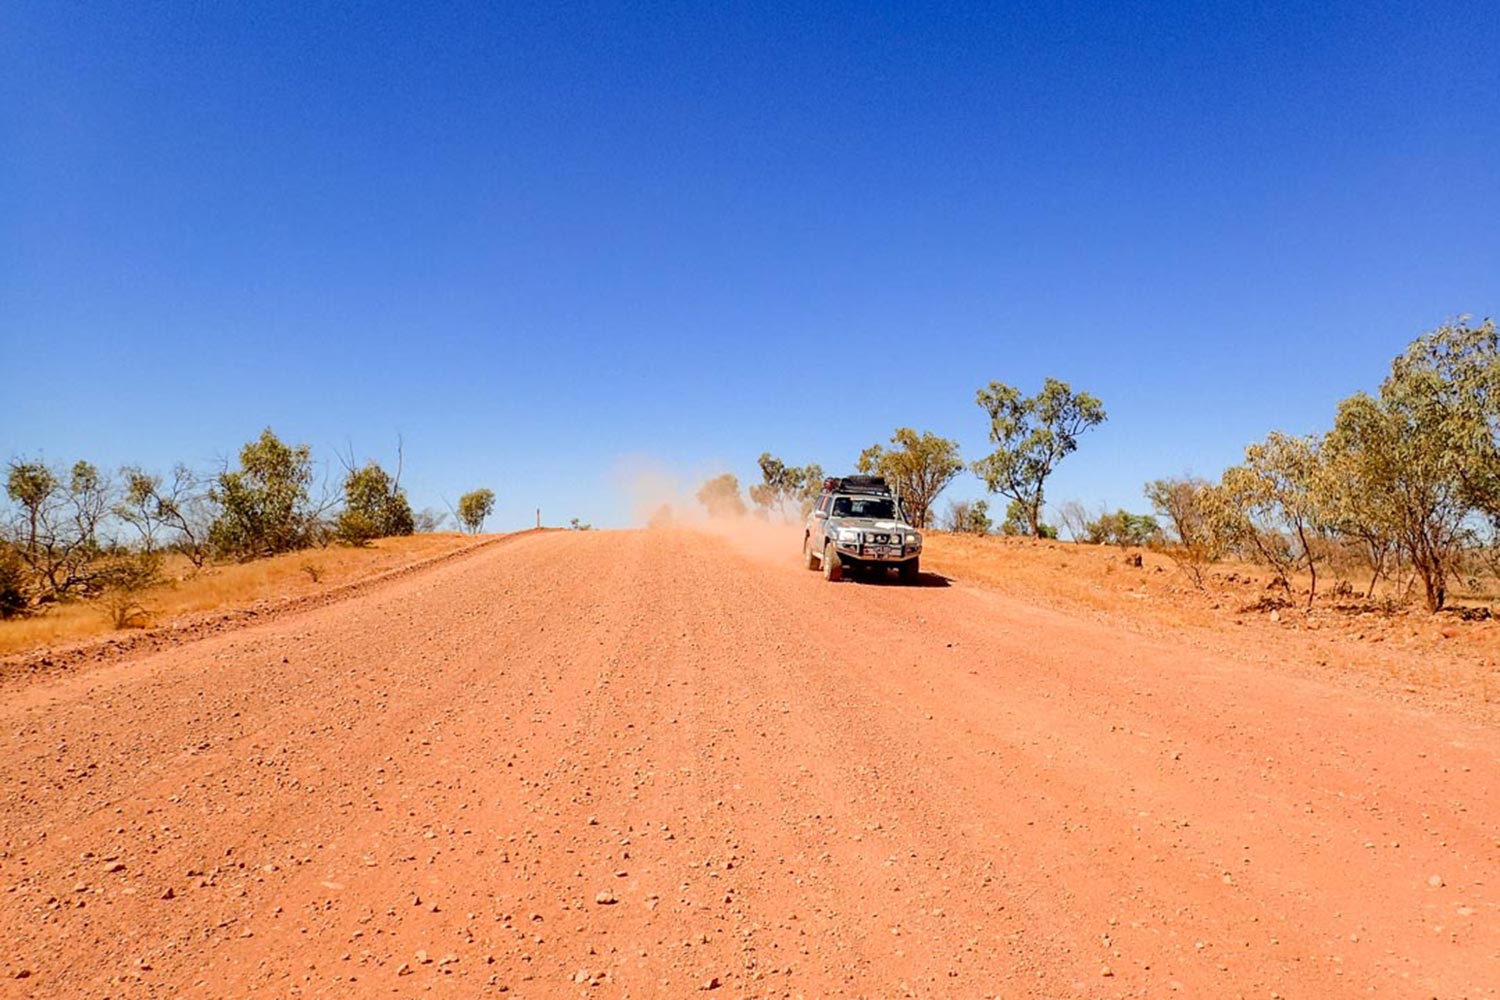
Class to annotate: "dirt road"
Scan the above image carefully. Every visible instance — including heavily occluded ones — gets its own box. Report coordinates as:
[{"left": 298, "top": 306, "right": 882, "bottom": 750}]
[{"left": 2, "top": 529, "right": 1495, "bottom": 998}]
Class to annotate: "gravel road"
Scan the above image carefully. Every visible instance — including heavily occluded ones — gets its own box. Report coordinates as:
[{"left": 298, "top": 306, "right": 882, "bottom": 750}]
[{"left": 1, "top": 528, "right": 1494, "bottom": 998}]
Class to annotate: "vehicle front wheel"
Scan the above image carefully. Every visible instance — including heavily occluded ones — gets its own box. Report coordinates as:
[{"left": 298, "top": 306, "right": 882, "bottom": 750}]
[
  {"left": 822, "top": 542, "right": 843, "bottom": 582},
  {"left": 899, "top": 557, "right": 920, "bottom": 584},
  {"left": 803, "top": 533, "right": 821, "bottom": 570}
]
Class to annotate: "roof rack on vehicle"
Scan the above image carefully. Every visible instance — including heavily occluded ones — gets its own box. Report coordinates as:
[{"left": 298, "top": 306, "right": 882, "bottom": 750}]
[{"left": 822, "top": 475, "right": 892, "bottom": 496}]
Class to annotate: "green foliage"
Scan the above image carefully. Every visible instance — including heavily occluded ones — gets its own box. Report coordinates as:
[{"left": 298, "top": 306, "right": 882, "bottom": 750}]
[
  {"left": 696, "top": 473, "right": 747, "bottom": 518},
  {"left": 0, "top": 545, "right": 28, "bottom": 618},
  {"left": 1320, "top": 390, "right": 1470, "bottom": 612},
  {"left": 1389, "top": 318, "right": 1500, "bottom": 518},
  {"left": 95, "top": 551, "right": 163, "bottom": 629},
  {"left": 974, "top": 378, "right": 1106, "bottom": 536},
  {"left": 335, "top": 462, "right": 414, "bottom": 545},
  {"left": 569, "top": 517, "right": 593, "bottom": 531},
  {"left": 856, "top": 428, "right": 962, "bottom": 528},
  {"left": 1217, "top": 433, "right": 1324, "bottom": 602},
  {"left": 943, "top": 499, "right": 991, "bottom": 534},
  {"left": 209, "top": 429, "right": 316, "bottom": 560},
  {"left": 457, "top": 488, "right": 495, "bottom": 533},
  {"left": 3, "top": 458, "right": 111, "bottom": 599},
  {"left": 999, "top": 499, "right": 1056, "bottom": 538},
  {"left": 749, "top": 454, "right": 822, "bottom": 519},
  {"left": 1144, "top": 477, "right": 1224, "bottom": 586},
  {"left": 1084, "top": 509, "right": 1160, "bottom": 547}
]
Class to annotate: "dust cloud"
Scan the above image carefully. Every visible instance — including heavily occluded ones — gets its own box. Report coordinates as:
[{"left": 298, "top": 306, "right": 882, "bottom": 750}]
[{"left": 608, "top": 456, "right": 804, "bottom": 567}]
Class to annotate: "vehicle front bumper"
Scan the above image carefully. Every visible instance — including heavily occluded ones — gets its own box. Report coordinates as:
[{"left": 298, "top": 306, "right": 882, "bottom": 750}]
[{"left": 833, "top": 540, "right": 921, "bottom": 563}]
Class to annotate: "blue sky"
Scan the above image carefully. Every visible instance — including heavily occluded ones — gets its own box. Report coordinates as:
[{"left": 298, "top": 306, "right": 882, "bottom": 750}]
[{"left": 3, "top": 1, "right": 1497, "bottom": 530}]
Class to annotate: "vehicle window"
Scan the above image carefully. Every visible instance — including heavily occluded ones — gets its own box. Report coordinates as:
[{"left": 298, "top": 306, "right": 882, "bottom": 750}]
[{"left": 831, "top": 497, "right": 896, "bottom": 519}]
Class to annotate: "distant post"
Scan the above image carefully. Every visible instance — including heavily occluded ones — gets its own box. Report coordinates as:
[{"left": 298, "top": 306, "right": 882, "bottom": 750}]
[{"left": 536, "top": 508, "right": 541, "bottom": 529}]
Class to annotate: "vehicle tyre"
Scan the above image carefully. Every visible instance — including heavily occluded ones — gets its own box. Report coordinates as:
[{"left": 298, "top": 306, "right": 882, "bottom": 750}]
[
  {"left": 803, "top": 533, "right": 821, "bottom": 570},
  {"left": 822, "top": 542, "right": 843, "bottom": 582},
  {"left": 899, "top": 557, "right": 920, "bottom": 584}
]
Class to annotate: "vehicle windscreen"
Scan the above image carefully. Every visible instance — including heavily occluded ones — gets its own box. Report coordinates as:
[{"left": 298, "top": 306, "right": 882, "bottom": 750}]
[{"left": 832, "top": 496, "right": 897, "bottom": 519}]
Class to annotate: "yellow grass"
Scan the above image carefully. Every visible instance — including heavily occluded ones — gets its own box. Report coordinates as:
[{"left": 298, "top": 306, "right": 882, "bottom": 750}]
[
  {"left": 0, "top": 533, "right": 480, "bottom": 657},
  {"left": 923, "top": 531, "right": 1499, "bottom": 706}
]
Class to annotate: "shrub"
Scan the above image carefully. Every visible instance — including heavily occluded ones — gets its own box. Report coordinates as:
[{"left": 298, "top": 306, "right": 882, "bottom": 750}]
[
  {"left": 457, "top": 489, "right": 495, "bottom": 533},
  {"left": 0, "top": 545, "right": 29, "bottom": 619},
  {"left": 95, "top": 551, "right": 163, "bottom": 630}
]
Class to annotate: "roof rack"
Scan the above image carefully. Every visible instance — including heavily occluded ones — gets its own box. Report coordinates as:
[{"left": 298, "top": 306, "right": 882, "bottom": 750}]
[{"left": 822, "top": 475, "right": 892, "bottom": 496}]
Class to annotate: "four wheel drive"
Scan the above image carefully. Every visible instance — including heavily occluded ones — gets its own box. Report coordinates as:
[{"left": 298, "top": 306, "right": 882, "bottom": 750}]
[{"left": 803, "top": 475, "right": 923, "bottom": 583}]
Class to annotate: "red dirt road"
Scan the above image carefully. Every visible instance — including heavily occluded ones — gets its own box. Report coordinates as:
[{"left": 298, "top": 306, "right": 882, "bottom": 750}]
[{"left": 2, "top": 529, "right": 1495, "bottom": 998}]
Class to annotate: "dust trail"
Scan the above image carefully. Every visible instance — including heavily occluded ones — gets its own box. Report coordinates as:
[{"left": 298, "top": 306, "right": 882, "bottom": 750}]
[{"left": 607, "top": 455, "right": 806, "bottom": 566}]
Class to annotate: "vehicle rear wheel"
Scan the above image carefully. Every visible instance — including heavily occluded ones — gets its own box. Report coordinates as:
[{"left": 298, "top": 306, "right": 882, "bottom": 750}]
[
  {"left": 822, "top": 542, "right": 843, "bottom": 582},
  {"left": 899, "top": 557, "right": 920, "bottom": 584},
  {"left": 803, "top": 533, "right": 821, "bottom": 570}
]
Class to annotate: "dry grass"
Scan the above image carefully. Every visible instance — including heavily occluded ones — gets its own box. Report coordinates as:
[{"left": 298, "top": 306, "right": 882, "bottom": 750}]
[
  {"left": 0, "top": 533, "right": 478, "bottom": 657},
  {"left": 923, "top": 531, "right": 1500, "bottom": 707}
]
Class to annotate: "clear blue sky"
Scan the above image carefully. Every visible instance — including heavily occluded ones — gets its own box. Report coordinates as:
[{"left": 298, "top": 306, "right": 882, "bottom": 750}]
[{"left": 3, "top": 2, "right": 1496, "bottom": 529}]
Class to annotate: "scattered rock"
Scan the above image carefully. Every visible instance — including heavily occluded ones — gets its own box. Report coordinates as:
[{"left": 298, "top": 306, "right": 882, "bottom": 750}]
[
  {"left": 1428, "top": 874, "right": 1444, "bottom": 888},
  {"left": 701, "top": 976, "right": 721, "bottom": 990},
  {"left": 396, "top": 963, "right": 412, "bottom": 976},
  {"left": 595, "top": 890, "right": 617, "bottom": 905}
]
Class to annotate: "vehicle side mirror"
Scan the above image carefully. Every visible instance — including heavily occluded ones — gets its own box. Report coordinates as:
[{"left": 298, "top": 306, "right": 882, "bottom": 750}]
[{"left": 813, "top": 510, "right": 828, "bottom": 519}]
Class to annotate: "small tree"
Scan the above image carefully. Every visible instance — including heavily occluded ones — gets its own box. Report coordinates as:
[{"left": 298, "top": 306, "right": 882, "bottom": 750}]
[
  {"left": 209, "top": 429, "right": 317, "bottom": 560},
  {"left": 696, "top": 474, "right": 747, "bottom": 518},
  {"left": 0, "top": 545, "right": 29, "bottom": 618},
  {"left": 943, "top": 499, "right": 992, "bottom": 534},
  {"left": 115, "top": 464, "right": 215, "bottom": 567},
  {"left": 1321, "top": 390, "right": 1469, "bottom": 611},
  {"left": 95, "top": 551, "right": 163, "bottom": 629},
  {"left": 973, "top": 378, "right": 1106, "bottom": 536},
  {"left": 1084, "top": 510, "right": 1160, "bottom": 547},
  {"left": 1054, "top": 500, "right": 1090, "bottom": 542},
  {"left": 335, "top": 461, "right": 414, "bottom": 545},
  {"left": 1215, "top": 433, "right": 1324, "bottom": 603},
  {"left": 1000, "top": 499, "right": 1056, "bottom": 538},
  {"left": 457, "top": 489, "right": 495, "bottom": 534},
  {"left": 1145, "top": 477, "right": 1222, "bottom": 587},
  {"left": 856, "top": 428, "right": 962, "bottom": 529},
  {"left": 3, "top": 459, "right": 113, "bottom": 600},
  {"left": 1390, "top": 318, "right": 1500, "bottom": 520},
  {"left": 749, "top": 454, "right": 822, "bottom": 520}
]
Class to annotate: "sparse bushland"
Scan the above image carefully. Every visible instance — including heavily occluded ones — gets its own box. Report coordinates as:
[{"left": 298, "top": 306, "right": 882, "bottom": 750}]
[
  {"left": 857, "top": 429, "right": 962, "bottom": 529},
  {"left": 974, "top": 378, "right": 1107, "bottom": 537},
  {"left": 457, "top": 489, "right": 496, "bottom": 534},
  {"left": 1148, "top": 318, "right": 1498, "bottom": 612},
  {"left": 2, "top": 430, "right": 478, "bottom": 631}
]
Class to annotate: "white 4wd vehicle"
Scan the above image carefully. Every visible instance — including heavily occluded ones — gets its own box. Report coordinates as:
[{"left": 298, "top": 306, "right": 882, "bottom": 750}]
[{"left": 803, "top": 476, "right": 922, "bottom": 583}]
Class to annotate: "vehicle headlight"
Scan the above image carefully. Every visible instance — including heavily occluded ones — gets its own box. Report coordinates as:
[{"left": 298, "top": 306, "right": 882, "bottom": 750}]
[
  {"left": 905, "top": 533, "right": 921, "bottom": 545},
  {"left": 836, "top": 528, "right": 861, "bottom": 543}
]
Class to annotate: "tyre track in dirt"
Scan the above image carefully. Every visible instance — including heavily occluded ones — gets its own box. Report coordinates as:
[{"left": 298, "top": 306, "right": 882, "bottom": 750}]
[{"left": 0, "top": 527, "right": 1494, "bottom": 998}]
